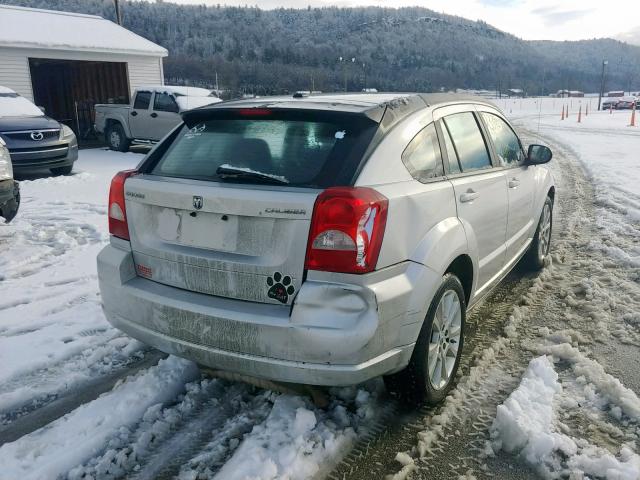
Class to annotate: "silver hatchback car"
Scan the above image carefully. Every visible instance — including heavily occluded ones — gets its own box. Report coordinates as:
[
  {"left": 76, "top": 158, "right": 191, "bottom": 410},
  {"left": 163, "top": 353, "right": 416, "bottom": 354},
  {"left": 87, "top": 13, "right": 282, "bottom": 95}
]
[{"left": 98, "top": 93, "right": 554, "bottom": 404}]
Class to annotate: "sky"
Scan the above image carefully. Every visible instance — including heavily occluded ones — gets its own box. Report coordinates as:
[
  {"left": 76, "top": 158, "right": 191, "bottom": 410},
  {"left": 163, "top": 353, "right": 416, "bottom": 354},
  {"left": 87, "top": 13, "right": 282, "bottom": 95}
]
[{"left": 161, "top": 0, "right": 640, "bottom": 43}]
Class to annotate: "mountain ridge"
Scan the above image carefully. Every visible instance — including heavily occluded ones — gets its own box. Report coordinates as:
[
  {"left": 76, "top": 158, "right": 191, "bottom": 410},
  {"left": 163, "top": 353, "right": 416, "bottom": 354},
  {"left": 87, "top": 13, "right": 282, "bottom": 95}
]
[{"left": 3, "top": 0, "right": 639, "bottom": 95}]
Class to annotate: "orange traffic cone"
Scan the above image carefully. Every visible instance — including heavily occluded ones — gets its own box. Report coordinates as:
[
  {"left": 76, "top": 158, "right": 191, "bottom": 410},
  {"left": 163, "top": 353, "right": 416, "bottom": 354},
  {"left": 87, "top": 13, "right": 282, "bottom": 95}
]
[
  {"left": 630, "top": 104, "right": 636, "bottom": 127},
  {"left": 577, "top": 105, "right": 582, "bottom": 123}
]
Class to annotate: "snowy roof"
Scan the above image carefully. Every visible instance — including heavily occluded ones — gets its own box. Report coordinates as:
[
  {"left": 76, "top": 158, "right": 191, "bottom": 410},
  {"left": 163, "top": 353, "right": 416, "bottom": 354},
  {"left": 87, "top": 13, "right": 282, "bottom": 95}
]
[
  {"left": 0, "top": 5, "right": 167, "bottom": 57},
  {"left": 136, "top": 86, "right": 213, "bottom": 97}
]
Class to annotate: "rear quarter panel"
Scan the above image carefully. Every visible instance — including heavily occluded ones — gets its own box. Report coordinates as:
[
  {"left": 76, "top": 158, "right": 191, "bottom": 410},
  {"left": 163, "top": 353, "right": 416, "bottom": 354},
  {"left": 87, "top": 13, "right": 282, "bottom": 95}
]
[
  {"left": 94, "top": 104, "right": 131, "bottom": 136},
  {"left": 354, "top": 107, "right": 470, "bottom": 343}
]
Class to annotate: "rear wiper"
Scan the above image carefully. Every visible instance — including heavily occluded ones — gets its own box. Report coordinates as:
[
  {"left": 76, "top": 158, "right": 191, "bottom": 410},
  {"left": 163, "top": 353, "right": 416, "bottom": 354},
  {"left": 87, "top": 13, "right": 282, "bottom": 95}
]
[{"left": 216, "top": 164, "right": 289, "bottom": 185}]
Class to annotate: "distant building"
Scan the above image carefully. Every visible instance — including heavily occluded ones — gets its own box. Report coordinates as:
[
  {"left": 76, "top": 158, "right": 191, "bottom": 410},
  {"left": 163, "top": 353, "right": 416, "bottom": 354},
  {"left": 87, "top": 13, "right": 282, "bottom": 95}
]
[
  {"left": 568, "top": 90, "right": 584, "bottom": 97},
  {"left": 0, "top": 5, "right": 167, "bottom": 137},
  {"left": 606, "top": 91, "right": 625, "bottom": 97}
]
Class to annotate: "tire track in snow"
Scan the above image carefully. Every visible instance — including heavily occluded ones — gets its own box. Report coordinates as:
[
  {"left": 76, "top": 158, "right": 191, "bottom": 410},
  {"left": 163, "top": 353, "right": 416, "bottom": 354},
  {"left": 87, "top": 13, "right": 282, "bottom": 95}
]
[
  {"left": 0, "top": 356, "right": 199, "bottom": 480},
  {"left": 0, "top": 349, "right": 167, "bottom": 446}
]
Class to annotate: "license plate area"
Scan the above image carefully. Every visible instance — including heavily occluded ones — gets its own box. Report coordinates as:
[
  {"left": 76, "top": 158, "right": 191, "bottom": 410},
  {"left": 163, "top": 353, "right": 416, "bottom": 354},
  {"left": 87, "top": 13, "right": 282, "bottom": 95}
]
[{"left": 157, "top": 207, "right": 239, "bottom": 251}]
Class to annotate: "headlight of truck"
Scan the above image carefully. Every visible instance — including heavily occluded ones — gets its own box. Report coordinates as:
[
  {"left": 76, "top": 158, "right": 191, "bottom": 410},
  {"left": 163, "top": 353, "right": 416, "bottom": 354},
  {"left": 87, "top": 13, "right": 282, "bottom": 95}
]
[
  {"left": 60, "top": 124, "right": 76, "bottom": 142},
  {"left": 0, "top": 141, "right": 13, "bottom": 181}
]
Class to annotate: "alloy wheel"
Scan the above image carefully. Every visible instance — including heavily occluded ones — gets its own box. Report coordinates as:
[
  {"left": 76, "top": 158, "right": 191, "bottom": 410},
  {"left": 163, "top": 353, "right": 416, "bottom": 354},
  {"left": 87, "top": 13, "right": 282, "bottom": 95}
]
[{"left": 428, "top": 289, "right": 462, "bottom": 390}]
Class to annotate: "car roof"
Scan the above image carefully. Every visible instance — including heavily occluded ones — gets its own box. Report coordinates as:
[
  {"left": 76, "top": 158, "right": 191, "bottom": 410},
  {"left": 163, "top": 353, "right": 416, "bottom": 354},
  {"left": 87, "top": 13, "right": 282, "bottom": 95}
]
[{"left": 195, "top": 92, "right": 498, "bottom": 123}]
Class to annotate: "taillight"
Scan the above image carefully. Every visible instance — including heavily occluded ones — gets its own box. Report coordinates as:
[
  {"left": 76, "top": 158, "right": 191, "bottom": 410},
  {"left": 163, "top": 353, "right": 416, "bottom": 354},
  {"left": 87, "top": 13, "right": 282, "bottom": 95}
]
[
  {"left": 108, "top": 169, "right": 137, "bottom": 240},
  {"left": 305, "top": 187, "right": 388, "bottom": 274}
]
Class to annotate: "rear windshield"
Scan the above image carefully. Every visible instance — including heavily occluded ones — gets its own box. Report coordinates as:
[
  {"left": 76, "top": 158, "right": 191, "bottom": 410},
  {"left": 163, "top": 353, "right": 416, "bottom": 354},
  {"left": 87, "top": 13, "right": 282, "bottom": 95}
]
[{"left": 149, "top": 112, "right": 378, "bottom": 188}]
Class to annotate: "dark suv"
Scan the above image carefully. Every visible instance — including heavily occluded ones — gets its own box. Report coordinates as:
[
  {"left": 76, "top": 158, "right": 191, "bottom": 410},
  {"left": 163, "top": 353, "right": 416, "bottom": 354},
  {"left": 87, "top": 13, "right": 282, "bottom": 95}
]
[{"left": 0, "top": 87, "right": 78, "bottom": 175}]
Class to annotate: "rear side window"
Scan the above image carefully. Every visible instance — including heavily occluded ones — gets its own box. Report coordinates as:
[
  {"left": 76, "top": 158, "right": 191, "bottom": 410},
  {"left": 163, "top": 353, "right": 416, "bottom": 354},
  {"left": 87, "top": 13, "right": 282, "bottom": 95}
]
[
  {"left": 154, "top": 93, "right": 179, "bottom": 113},
  {"left": 480, "top": 113, "right": 525, "bottom": 167},
  {"left": 443, "top": 112, "right": 492, "bottom": 172},
  {"left": 133, "top": 91, "right": 151, "bottom": 110},
  {"left": 149, "top": 114, "right": 378, "bottom": 188},
  {"left": 401, "top": 123, "right": 444, "bottom": 182}
]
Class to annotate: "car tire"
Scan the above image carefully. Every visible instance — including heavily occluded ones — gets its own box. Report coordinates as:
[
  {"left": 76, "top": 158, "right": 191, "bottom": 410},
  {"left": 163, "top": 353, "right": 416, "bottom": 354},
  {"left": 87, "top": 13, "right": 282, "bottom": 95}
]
[
  {"left": 384, "top": 273, "right": 466, "bottom": 406},
  {"left": 522, "top": 196, "right": 553, "bottom": 271},
  {"left": 50, "top": 165, "right": 73, "bottom": 176},
  {"left": 106, "top": 123, "right": 130, "bottom": 152}
]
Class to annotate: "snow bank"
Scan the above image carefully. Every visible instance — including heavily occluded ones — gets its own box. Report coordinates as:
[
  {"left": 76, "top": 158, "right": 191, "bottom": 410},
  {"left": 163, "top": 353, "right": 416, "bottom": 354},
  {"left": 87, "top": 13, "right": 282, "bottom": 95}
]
[
  {"left": 490, "top": 356, "right": 577, "bottom": 463},
  {"left": 491, "top": 354, "right": 640, "bottom": 480},
  {"left": 214, "top": 394, "right": 359, "bottom": 480},
  {"left": 0, "top": 356, "right": 198, "bottom": 480}
]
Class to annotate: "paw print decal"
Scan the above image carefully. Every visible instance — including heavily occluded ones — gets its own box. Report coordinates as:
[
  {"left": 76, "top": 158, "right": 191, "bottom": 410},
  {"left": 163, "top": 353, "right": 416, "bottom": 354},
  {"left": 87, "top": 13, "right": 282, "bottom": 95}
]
[{"left": 267, "top": 272, "right": 295, "bottom": 304}]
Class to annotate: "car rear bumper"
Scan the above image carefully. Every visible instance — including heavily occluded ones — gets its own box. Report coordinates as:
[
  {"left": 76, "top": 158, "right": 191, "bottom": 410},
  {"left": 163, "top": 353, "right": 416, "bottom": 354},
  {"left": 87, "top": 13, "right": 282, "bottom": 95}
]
[
  {"left": 98, "top": 240, "right": 441, "bottom": 386},
  {"left": 0, "top": 180, "right": 19, "bottom": 222}
]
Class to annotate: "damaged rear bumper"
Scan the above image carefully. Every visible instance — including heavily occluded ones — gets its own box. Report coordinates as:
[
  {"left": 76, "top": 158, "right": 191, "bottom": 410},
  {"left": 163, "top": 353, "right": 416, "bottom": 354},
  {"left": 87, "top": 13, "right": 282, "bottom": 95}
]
[
  {"left": 98, "top": 240, "right": 440, "bottom": 386},
  {"left": 0, "top": 180, "right": 19, "bottom": 223}
]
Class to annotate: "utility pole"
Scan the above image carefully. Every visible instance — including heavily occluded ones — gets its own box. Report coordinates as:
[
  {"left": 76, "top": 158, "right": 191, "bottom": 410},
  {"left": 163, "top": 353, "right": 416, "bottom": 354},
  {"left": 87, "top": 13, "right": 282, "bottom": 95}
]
[
  {"left": 113, "top": 0, "right": 122, "bottom": 25},
  {"left": 598, "top": 60, "right": 608, "bottom": 111},
  {"left": 362, "top": 62, "right": 366, "bottom": 90}
]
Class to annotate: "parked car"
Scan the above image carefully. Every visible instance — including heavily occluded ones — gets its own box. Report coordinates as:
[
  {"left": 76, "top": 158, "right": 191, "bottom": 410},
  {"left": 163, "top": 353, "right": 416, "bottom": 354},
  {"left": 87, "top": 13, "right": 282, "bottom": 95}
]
[
  {"left": 0, "top": 137, "right": 19, "bottom": 222},
  {"left": 602, "top": 98, "right": 619, "bottom": 110},
  {"left": 97, "top": 93, "right": 554, "bottom": 405},
  {"left": 94, "top": 86, "right": 222, "bottom": 152},
  {"left": 0, "top": 86, "right": 78, "bottom": 175},
  {"left": 615, "top": 97, "right": 637, "bottom": 109}
]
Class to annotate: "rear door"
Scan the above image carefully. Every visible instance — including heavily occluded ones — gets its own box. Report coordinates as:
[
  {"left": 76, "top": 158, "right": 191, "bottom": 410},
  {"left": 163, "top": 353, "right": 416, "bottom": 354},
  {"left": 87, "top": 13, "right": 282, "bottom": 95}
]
[
  {"left": 124, "top": 109, "right": 379, "bottom": 305},
  {"left": 478, "top": 110, "right": 534, "bottom": 263},
  {"left": 149, "top": 92, "right": 182, "bottom": 141},
  {"left": 435, "top": 106, "right": 508, "bottom": 294},
  {"left": 128, "top": 91, "right": 153, "bottom": 139}
]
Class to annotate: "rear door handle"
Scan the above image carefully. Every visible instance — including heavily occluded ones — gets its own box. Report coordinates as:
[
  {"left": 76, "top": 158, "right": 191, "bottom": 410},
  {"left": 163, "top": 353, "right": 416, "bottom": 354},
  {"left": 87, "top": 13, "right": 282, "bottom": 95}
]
[
  {"left": 459, "top": 190, "right": 480, "bottom": 203},
  {"left": 508, "top": 178, "right": 521, "bottom": 189},
  {"left": 150, "top": 112, "right": 158, "bottom": 118},
  {"left": 130, "top": 111, "right": 138, "bottom": 116}
]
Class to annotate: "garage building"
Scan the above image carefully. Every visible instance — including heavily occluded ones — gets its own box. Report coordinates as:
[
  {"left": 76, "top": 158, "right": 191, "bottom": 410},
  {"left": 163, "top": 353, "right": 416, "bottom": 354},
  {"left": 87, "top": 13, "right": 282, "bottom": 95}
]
[{"left": 0, "top": 4, "right": 167, "bottom": 140}]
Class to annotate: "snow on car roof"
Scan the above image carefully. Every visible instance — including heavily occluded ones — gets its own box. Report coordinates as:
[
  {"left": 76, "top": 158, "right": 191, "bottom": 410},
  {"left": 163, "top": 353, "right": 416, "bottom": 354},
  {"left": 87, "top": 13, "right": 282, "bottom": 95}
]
[
  {"left": 135, "top": 86, "right": 214, "bottom": 97},
  {"left": 0, "top": 86, "right": 16, "bottom": 95},
  {"left": 0, "top": 5, "right": 167, "bottom": 57}
]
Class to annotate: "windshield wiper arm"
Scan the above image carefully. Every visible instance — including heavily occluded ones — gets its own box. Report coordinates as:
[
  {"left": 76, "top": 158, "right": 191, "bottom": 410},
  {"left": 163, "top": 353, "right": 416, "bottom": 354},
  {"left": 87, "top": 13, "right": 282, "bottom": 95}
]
[{"left": 216, "top": 165, "right": 289, "bottom": 185}]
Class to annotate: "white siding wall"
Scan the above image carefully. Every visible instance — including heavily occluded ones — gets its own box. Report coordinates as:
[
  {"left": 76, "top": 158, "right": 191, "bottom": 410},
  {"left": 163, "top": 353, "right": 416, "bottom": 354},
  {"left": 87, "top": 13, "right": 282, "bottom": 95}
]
[
  {"left": 127, "top": 56, "right": 164, "bottom": 93},
  {"left": 0, "top": 48, "right": 33, "bottom": 100},
  {"left": 0, "top": 46, "right": 165, "bottom": 100}
]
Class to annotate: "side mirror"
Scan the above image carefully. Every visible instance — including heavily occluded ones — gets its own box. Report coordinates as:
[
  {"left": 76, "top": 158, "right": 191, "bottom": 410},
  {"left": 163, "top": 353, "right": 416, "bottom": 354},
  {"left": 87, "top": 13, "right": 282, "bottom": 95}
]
[{"left": 527, "top": 144, "right": 553, "bottom": 165}]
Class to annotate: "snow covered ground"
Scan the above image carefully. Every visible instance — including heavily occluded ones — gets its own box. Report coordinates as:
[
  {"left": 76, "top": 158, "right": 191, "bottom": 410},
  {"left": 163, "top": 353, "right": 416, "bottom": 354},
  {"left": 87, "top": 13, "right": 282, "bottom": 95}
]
[{"left": 0, "top": 150, "right": 381, "bottom": 480}]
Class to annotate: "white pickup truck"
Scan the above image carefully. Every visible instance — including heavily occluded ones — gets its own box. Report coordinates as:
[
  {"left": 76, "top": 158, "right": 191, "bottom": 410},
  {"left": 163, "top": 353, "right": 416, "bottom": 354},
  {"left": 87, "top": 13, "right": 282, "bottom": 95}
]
[{"left": 95, "top": 86, "right": 222, "bottom": 151}]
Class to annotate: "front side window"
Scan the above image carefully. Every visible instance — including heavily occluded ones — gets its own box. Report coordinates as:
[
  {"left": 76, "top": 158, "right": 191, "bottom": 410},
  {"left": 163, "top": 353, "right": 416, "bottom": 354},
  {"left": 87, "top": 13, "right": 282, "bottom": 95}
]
[
  {"left": 401, "top": 123, "right": 444, "bottom": 182},
  {"left": 443, "top": 112, "right": 492, "bottom": 172},
  {"left": 481, "top": 113, "right": 525, "bottom": 167},
  {"left": 154, "top": 93, "right": 179, "bottom": 113},
  {"left": 133, "top": 91, "right": 151, "bottom": 110}
]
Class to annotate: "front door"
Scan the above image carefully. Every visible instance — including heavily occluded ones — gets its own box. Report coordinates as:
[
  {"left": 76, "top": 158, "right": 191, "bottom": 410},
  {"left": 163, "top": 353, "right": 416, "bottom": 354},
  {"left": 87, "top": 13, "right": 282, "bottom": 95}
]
[
  {"left": 478, "top": 110, "right": 535, "bottom": 262},
  {"left": 435, "top": 108, "right": 509, "bottom": 295},
  {"left": 149, "top": 92, "right": 182, "bottom": 141},
  {"left": 129, "top": 90, "right": 153, "bottom": 139}
]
